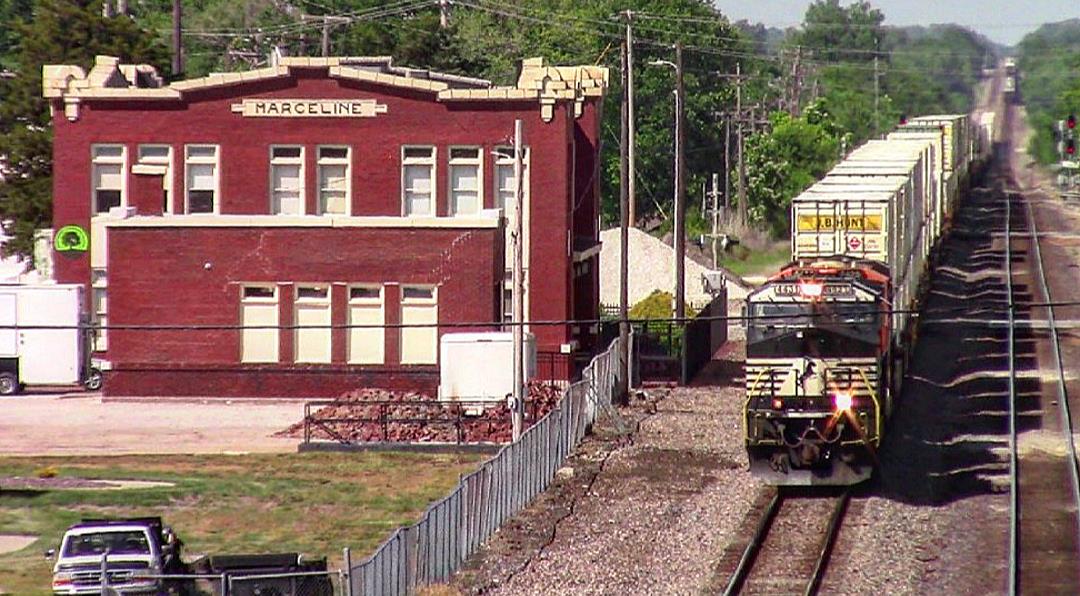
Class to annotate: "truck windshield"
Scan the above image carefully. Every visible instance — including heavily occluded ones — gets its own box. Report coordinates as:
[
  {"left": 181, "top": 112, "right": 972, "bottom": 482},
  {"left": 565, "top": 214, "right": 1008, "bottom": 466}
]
[{"left": 63, "top": 531, "right": 151, "bottom": 557}]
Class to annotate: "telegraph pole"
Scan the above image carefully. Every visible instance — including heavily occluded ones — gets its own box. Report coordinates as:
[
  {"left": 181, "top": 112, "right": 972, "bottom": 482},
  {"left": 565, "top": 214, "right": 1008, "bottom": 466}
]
[
  {"left": 710, "top": 172, "right": 720, "bottom": 269},
  {"left": 618, "top": 42, "right": 630, "bottom": 405},
  {"left": 674, "top": 42, "right": 686, "bottom": 323},
  {"left": 439, "top": 0, "right": 450, "bottom": 28},
  {"left": 171, "top": 0, "right": 183, "bottom": 77},
  {"left": 511, "top": 120, "right": 525, "bottom": 440},
  {"left": 623, "top": 10, "right": 637, "bottom": 227},
  {"left": 873, "top": 37, "right": 880, "bottom": 135},
  {"left": 736, "top": 63, "right": 748, "bottom": 228}
]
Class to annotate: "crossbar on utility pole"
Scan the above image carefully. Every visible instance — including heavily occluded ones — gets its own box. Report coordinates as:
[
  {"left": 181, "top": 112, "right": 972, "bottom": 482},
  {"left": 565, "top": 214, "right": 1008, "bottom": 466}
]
[
  {"left": 618, "top": 41, "right": 630, "bottom": 404},
  {"left": 512, "top": 119, "right": 525, "bottom": 440}
]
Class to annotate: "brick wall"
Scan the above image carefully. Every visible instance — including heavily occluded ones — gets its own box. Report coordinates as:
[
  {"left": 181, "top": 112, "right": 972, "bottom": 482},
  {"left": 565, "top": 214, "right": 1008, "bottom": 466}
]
[
  {"left": 104, "top": 225, "right": 502, "bottom": 397},
  {"left": 50, "top": 68, "right": 600, "bottom": 352}
]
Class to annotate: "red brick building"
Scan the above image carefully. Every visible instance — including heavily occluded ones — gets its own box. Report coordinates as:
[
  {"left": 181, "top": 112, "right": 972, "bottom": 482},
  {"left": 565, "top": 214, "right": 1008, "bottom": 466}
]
[{"left": 43, "top": 55, "right": 607, "bottom": 397}]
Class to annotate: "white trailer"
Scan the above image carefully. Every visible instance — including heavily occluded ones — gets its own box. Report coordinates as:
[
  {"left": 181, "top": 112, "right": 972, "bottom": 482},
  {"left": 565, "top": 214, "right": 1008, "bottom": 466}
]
[{"left": 0, "top": 284, "right": 98, "bottom": 394}]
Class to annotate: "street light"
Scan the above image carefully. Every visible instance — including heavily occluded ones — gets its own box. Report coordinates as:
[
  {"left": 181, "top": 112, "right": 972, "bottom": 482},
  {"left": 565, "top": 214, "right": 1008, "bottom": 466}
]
[{"left": 647, "top": 47, "right": 686, "bottom": 328}]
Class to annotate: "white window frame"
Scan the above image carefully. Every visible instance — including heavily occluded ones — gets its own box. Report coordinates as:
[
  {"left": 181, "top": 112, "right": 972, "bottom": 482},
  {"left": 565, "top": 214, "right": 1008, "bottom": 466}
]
[
  {"left": 495, "top": 146, "right": 531, "bottom": 330},
  {"left": 240, "top": 284, "right": 279, "bottom": 363},
  {"left": 137, "top": 144, "right": 173, "bottom": 214},
  {"left": 91, "top": 269, "right": 108, "bottom": 351},
  {"left": 91, "top": 144, "right": 127, "bottom": 216},
  {"left": 400, "top": 285, "right": 438, "bottom": 365},
  {"left": 184, "top": 144, "right": 220, "bottom": 214},
  {"left": 347, "top": 285, "right": 385, "bottom": 365},
  {"left": 401, "top": 145, "right": 436, "bottom": 217},
  {"left": 448, "top": 146, "right": 482, "bottom": 217},
  {"left": 317, "top": 145, "right": 351, "bottom": 216},
  {"left": 270, "top": 145, "right": 306, "bottom": 216},
  {"left": 294, "top": 284, "right": 331, "bottom": 363}
]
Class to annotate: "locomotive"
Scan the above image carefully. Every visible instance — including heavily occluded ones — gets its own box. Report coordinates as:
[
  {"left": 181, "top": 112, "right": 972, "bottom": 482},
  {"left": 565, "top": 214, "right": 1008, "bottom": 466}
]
[{"left": 743, "top": 113, "right": 994, "bottom": 485}]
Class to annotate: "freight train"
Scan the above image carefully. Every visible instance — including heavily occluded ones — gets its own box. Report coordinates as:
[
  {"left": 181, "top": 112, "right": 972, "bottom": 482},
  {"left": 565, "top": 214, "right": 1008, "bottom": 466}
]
[{"left": 743, "top": 113, "right": 996, "bottom": 485}]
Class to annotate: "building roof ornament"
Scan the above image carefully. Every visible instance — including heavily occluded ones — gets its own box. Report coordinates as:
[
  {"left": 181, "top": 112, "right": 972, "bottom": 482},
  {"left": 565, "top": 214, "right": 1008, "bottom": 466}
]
[{"left": 43, "top": 55, "right": 607, "bottom": 123}]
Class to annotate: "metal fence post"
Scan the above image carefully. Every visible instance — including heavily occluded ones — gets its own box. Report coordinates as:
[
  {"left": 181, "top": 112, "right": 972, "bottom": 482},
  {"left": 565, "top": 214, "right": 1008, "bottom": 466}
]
[
  {"left": 100, "top": 549, "right": 109, "bottom": 596},
  {"left": 342, "top": 546, "right": 354, "bottom": 596}
]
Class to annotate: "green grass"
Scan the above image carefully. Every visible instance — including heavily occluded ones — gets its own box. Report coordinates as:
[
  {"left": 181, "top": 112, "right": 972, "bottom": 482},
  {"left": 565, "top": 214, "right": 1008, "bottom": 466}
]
[
  {"left": 0, "top": 452, "right": 482, "bottom": 595},
  {"left": 718, "top": 244, "right": 791, "bottom": 278}
]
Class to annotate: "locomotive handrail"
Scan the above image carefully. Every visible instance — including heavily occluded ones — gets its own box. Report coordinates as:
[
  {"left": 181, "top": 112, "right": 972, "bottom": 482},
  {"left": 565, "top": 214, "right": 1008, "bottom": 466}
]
[{"left": 854, "top": 367, "right": 882, "bottom": 444}]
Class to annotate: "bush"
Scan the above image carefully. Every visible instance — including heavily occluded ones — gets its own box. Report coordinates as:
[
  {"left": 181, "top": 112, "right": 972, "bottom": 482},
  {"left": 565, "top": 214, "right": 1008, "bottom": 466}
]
[
  {"left": 629, "top": 290, "right": 673, "bottom": 320},
  {"left": 34, "top": 466, "right": 59, "bottom": 479}
]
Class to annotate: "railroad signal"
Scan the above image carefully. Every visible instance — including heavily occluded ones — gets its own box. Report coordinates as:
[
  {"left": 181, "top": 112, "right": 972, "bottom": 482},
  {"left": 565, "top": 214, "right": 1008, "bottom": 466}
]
[
  {"left": 1068, "top": 138, "right": 1077, "bottom": 156},
  {"left": 1068, "top": 113, "right": 1077, "bottom": 130}
]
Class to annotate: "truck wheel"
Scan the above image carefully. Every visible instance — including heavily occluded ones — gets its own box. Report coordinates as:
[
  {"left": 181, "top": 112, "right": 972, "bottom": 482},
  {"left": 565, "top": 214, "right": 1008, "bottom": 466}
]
[
  {"left": 0, "top": 373, "right": 17, "bottom": 396},
  {"left": 84, "top": 368, "right": 103, "bottom": 391}
]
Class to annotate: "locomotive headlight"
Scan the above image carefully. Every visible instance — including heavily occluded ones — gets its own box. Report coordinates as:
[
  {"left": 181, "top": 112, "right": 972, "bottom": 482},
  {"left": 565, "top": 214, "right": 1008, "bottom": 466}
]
[
  {"left": 771, "top": 398, "right": 783, "bottom": 410},
  {"left": 832, "top": 391, "right": 853, "bottom": 411},
  {"left": 799, "top": 282, "right": 824, "bottom": 298}
]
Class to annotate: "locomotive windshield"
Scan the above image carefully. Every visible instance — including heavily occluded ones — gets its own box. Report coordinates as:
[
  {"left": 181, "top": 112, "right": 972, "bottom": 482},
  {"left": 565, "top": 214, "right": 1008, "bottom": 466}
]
[{"left": 747, "top": 299, "right": 881, "bottom": 358}]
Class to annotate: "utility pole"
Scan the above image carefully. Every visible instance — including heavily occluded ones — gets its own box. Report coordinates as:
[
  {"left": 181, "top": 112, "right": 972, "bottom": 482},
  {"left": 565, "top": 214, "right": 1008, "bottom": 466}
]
[
  {"left": 511, "top": 119, "right": 525, "bottom": 440},
  {"left": 439, "top": 0, "right": 450, "bottom": 28},
  {"left": 736, "top": 63, "right": 748, "bottom": 229},
  {"left": 321, "top": 17, "right": 331, "bottom": 57},
  {"left": 618, "top": 41, "right": 630, "bottom": 405},
  {"left": 873, "top": 37, "right": 880, "bottom": 135},
  {"left": 791, "top": 46, "right": 803, "bottom": 116},
  {"left": 710, "top": 172, "right": 720, "bottom": 269},
  {"left": 623, "top": 10, "right": 637, "bottom": 227},
  {"left": 171, "top": 0, "right": 183, "bottom": 77},
  {"left": 724, "top": 118, "right": 731, "bottom": 214},
  {"left": 674, "top": 42, "right": 686, "bottom": 323}
]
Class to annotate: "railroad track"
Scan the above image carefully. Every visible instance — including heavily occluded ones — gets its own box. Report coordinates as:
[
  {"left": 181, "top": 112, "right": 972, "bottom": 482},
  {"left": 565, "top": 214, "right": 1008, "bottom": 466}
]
[
  {"left": 1005, "top": 182, "right": 1080, "bottom": 594},
  {"left": 722, "top": 488, "right": 850, "bottom": 596}
]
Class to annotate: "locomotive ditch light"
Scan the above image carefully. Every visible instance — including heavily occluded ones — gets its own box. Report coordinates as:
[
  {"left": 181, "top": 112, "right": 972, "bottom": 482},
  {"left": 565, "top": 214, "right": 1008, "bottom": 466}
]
[
  {"left": 832, "top": 391, "right": 854, "bottom": 412},
  {"left": 772, "top": 398, "right": 784, "bottom": 410}
]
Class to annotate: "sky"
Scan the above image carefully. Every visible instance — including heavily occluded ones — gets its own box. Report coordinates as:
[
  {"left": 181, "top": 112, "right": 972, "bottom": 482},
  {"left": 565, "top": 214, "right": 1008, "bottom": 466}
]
[{"left": 711, "top": 0, "right": 1080, "bottom": 46}]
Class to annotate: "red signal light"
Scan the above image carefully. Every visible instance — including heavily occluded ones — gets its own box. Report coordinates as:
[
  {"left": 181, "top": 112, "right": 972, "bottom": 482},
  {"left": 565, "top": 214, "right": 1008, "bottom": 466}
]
[
  {"left": 1068, "top": 139, "right": 1077, "bottom": 156},
  {"left": 1069, "top": 114, "right": 1077, "bottom": 129}
]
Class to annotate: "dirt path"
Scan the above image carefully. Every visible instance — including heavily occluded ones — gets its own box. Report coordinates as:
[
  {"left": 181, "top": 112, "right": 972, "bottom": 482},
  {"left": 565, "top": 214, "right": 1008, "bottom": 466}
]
[{"left": 0, "top": 394, "right": 302, "bottom": 456}]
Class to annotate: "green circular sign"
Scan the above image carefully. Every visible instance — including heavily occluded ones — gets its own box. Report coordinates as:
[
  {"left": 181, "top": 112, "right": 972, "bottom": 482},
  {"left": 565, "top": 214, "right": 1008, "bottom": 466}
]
[{"left": 54, "top": 225, "right": 89, "bottom": 252}]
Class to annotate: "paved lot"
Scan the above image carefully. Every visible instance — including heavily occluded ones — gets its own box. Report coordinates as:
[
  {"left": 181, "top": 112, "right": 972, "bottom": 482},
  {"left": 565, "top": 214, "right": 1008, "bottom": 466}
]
[{"left": 0, "top": 391, "right": 302, "bottom": 456}]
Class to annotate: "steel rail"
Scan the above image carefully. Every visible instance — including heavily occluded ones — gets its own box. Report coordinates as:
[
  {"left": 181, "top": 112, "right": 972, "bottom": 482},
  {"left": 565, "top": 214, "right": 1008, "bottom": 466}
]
[
  {"left": 1023, "top": 196, "right": 1080, "bottom": 577},
  {"left": 1006, "top": 186, "right": 1018, "bottom": 596},
  {"left": 804, "top": 490, "right": 851, "bottom": 596},
  {"left": 723, "top": 488, "right": 782, "bottom": 596},
  {"left": 722, "top": 489, "right": 849, "bottom": 596}
]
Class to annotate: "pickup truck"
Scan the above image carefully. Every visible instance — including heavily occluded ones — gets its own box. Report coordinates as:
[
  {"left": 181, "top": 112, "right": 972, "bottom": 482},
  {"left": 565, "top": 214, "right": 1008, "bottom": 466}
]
[
  {"left": 50, "top": 517, "right": 185, "bottom": 595},
  {"left": 49, "top": 517, "right": 332, "bottom": 595}
]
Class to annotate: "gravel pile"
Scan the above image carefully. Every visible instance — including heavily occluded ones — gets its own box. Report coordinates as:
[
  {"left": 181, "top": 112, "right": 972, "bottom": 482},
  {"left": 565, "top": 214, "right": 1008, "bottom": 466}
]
[
  {"left": 276, "top": 382, "right": 564, "bottom": 443},
  {"left": 451, "top": 342, "right": 760, "bottom": 594}
]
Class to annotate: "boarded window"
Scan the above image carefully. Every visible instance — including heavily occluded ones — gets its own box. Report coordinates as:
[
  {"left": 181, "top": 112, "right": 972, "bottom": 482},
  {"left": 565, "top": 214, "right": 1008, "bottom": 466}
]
[
  {"left": 241, "top": 285, "right": 279, "bottom": 363},
  {"left": 271, "top": 146, "right": 304, "bottom": 215},
  {"left": 348, "top": 285, "right": 384, "bottom": 364},
  {"left": 402, "top": 146, "right": 435, "bottom": 216},
  {"left": 400, "top": 285, "right": 437, "bottom": 364},
  {"left": 295, "top": 285, "right": 330, "bottom": 363}
]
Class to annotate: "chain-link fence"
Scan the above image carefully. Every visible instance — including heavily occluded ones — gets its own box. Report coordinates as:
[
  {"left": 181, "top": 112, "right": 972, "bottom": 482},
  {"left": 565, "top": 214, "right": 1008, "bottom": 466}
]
[
  {"left": 347, "top": 335, "right": 629, "bottom": 595},
  {"left": 94, "top": 570, "right": 345, "bottom": 595}
]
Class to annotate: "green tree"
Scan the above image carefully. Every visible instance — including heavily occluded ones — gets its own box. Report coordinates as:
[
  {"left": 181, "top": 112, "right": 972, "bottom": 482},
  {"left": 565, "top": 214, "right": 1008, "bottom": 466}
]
[
  {"left": 0, "top": 0, "right": 168, "bottom": 259},
  {"left": 741, "top": 100, "right": 842, "bottom": 236}
]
